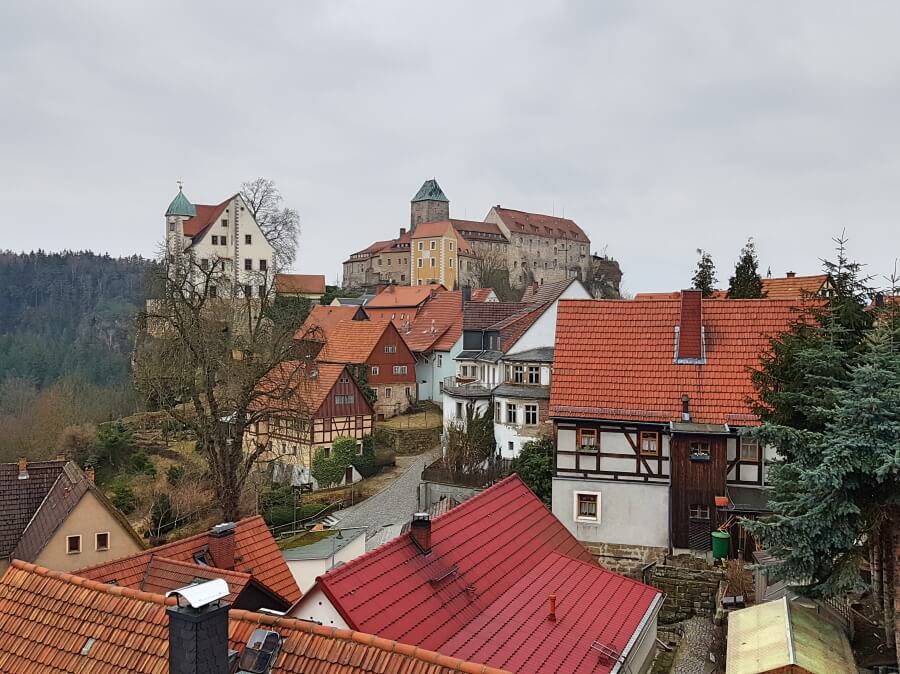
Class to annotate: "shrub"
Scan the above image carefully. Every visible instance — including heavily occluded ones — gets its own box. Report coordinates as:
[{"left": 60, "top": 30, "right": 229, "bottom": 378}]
[
  {"left": 512, "top": 437, "right": 553, "bottom": 506},
  {"left": 110, "top": 483, "right": 138, "bottom": 514},
  {"left": 130, "top": 451, "right": 156, "bottom": 477},
  {"left": 57, "top": 423, "right": 97, "bottom": 466},
  {"left": 96, "top": 420, "right": 133, "bottom": 467},
  {"left": 311, "top": 436, "right": 358, "bottom": 487},
  {"left": 352, "top": 435, "right": 378, "bottom": 478},
  {"left": 166, "top": 464, "right": 185, "bottom": 485}
]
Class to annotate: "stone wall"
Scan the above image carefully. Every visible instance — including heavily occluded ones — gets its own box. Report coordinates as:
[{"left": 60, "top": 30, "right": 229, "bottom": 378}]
[
  {"left": 373, "top": 425, "right": 441, "bottom": 456},
  {"left": 647, "top": 564, "right": 725, "bottom": 624},
  {"left": 417, "top": 481, "right": 481, "bottom": 511},
  {"left": 583, "top": 541, "right": 668, "bottom": 578}
]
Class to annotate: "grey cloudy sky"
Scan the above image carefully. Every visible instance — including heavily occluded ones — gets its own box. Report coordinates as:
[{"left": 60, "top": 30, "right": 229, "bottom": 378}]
[{"left": 2, "top": 1, "right": 899, "bottom": 293}]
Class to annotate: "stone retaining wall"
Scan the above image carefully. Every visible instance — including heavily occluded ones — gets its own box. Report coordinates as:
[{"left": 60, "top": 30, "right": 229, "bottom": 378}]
[
  {"left": 583, "top": 541, "right": 668, "bottom": 578},
  {"left": 374, "top": 426, "right": 441, "bottom": 456},
  {"left": 648, "top": 564, "right": 725, "bottom": 624}
]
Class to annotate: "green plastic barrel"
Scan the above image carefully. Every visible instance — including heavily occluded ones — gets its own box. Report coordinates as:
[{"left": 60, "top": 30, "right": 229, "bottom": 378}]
[{"left": 711, "top": 530, "right": 730, "bottom": 560}]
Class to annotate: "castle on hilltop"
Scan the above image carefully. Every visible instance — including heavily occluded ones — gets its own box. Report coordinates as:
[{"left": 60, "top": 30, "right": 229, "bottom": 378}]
[{"left": 342, "top": 179, "right": 621, "bottom": 299}]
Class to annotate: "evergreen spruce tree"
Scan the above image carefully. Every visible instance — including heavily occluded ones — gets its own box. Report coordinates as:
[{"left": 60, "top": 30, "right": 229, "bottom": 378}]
[
  {"left": 691, "top": 249, "right": 717, "bottom": 297},
  {"left": 727, "top": 238, "right": 765, "bottom": 298}
]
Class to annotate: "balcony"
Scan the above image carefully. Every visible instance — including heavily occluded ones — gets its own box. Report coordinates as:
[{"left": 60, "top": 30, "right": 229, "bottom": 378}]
[{"left": 442, "top": 376, "right": 493, "bottom": 398}]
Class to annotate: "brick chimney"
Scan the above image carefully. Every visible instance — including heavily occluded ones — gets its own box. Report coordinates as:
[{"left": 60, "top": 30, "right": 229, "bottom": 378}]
[
  {"left": 399, "top": 227, "right": 407, "bottom": 237},
  {"left": 167, "top": 580, "right": 231, "bottom": 674},
  {"left": 410, "top": 513, "right": 432, "bottom": 554},
  {"left": 786, "top": 271, "right": 796, "bottom": 278},
  {"left": 17, "top": 457, "right": 28, "bottom": 480},
  {"left": 676, "top": 290, "right": 703, "bottom": 361},
  {"left": 208, "top": 522, "right": 236, "bottom": 570}
]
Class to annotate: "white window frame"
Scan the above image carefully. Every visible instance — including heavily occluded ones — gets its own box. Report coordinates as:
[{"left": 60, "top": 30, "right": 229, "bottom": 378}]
[
  {"left": 393, "top": 365, "right": 407, "bottom": 375},
  {"left": 385, "top": 387, "right": 392, "bottom": 399},
  {"left": 371, "top": 366, "right": 380, "bottom": 376},
  {"left": 524, "top": 404, "right": 538, "bottom": 425},
  {"left": 385, "top": 344, "right": 397, "bottom": 353},
  {"left": 66, "top": 535, "right": 82, "bottom": 554},
  {"left": 95, "top": 532, "right": 110, "bottom": 551},
  {"left": 505, "top": 403, "right": 517, "bottom": 424},
  {"left": 574, "top": 491, "right": 601, "bottom": 523}
]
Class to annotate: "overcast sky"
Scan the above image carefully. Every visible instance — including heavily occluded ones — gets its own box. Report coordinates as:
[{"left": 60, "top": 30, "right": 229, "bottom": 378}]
[{"left": 2, "top": 2, "right": 899, "bottom": 293}]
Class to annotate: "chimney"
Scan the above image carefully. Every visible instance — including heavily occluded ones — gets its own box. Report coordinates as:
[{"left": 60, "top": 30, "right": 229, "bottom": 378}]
[
  {"left": 84, "top": 465, "right": 95, "bottom": 484},
  {"left": 681, "top": 394, "right": 691, "bottom": 422},
  {"left": 410, "top": 513, "right": 432, "bottom": 554},
  {"left": 548, "top": 593, "right": 557, "bottom": 622},
  {"left": 166, "top": 579, "right": 231, "bottom": 674},
  {"left": 676, "top": 290, "right": 703, "bottom": 361},
  {"left": 399, "top": 227, "right": 407, "bottom": 237},
  {"left": 208, "top": 522, "right": 236, "bottom": 570},
  {"left": 786, "top": 271, "right": 796, "bottom": 278},
  {"left": 462, "top": 286, "right": 471, "bottom": 302},
  {"left": 17, "top": 457, "right": 28, "bottom": 480}
]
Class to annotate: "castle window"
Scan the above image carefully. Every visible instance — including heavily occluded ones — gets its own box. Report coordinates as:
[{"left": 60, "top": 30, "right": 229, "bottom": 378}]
[
  {"left": 418, "top": 242, "right": 424, "bottom": 250},
  {"left": 245, "top": 234, "right": 252, "bottom": 245},
  {"left": 220, "top": 236, "right": 227, "bottom": 246},
  {"left": 430, "top": 258, "right": 436, "bottom": 267},
  {"left": 212, "top": 235, "right": 218, "bottom": 245},
  {"left": 449, "top": 258, "right": 454, "bottom": 268},
  {"left": 243, "top": 285, "right": 252, "bottom": 298},
  {"left": 387, "top": 258, "right": 392, "bottom": 266},
  {"left": 209, "top": 286, "right": 217, "bottom": 298},
  {"left": 417, "top": 259, "right": 423, "bottom": 268},
  {"left": 221, "top": 219, "right": 228, "bottom": 227},
  {"left": 449, "top": 242, "right": 454, "bottom": 251},
  {"left": 430, "top": 240, "right": 436, "bottom": 250},
  {"left": 244, "top": 259, "right": 253, "bottom": 270},
  {"left": 378, "top": 258, "right": 382, "bottom": 266},
  {"left": 259, "top": 259, "right": 267, "bottom": 271},
  {"left": 401, "top": 274, "right": 406, "bottom": 281},
  {"left": 259, "top": 285, "right": 266, "bottom": 298},
  {"left": 168, "top": 222, "right": 175, "bottom": 232}
]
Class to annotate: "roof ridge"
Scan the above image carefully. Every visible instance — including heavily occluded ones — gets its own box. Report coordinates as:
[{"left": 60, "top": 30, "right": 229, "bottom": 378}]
[
  {"left": 147, "top": 554, "right": 253, "bottom": 579},
  {"left": 227, "top": 609, "right": 511, "bottom": 674},
  {"left": 10, "top": 559, "right": 176, "bottom": 606}
]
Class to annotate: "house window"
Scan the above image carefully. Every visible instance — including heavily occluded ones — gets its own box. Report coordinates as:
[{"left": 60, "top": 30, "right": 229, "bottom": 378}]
[
  {"left": 640, "top": 431, "right": 660, "bottom": 457},
  {"left": 95, "top": 532, "right": 110, "bottom": 551},
  {"left": 575, "top": 492, "right": 600, "bottom": 522},
  {"left": 404, "top": 386, "right": 411, "bottom": 397},
  {"left": 418, "top": 241, "right": 424, "bottom": 250},
  {"left": 385, "top": 345, "right": 397, "bottom": 353},
  {"left": 209, "top": 286, "right": 217, "bottom": 298},
  {"left": 385, "top": 387, "right": 392, "bottom": 399},
  {"left": 524, "top": 404, "right": 538, "bottom": 425},
  {"left": 393, "top": 365, "right": 407, "bottom": 375},
  {"left": 430, "top": 258, "right": 436, "bottom": 267},
  {"left": 258, "top": 285, "right": 266, "bottom": 298},
  {"left": 220, "top": 236, "right": 227, "bottom": 245},
  {"left": 322, "top": 446, "right": 331, "bottom": 458},
  {"left": 577, "top": 429, "right": 598, "bottom": 450},
  {"left": 221, "top": 218, "right": 228, "bottom": 227},
  {"left": 689, "top": 504, "right": 710, "bottom": 520},
  {"left": 339, "top": 376, "right": 349, "bottom": 383},
  {"left": 212, "top": 235, "right": 219, "bottom": 245},
  {"left": 495, "top": 401, "right": 501, "bottom": 419},
  {"left": 690, "top": 441, "right": 711, "bottom": 461},
  {"left": 377, "top": 258, "right": 382, "bottom": 266},
  {"left": 436, "top": 354, "right": 442, "bottom": 367},
  {"left": 513, "top": 366, "right": 524, "bottom": 383},
  {"left": 527, "top": 366, "right": 540, "bottom": 384},
  {"left": 245, "top": 234, "right": 252, "bottom": 244},
  {"left": 455, "top": 401, "right": 463, "bottom": 418},
  {"left": 200, "top": 258, "right": 209, "bottom": 270},
  {"left": 244, "top": 259, "right": 253, "bottom": 271},
  {"left": 259, "top": 259, "right": 267, "bottom": 272},
  {"left": 506, "top": 403, "right": 517, "bottom": 424},
  {"left": 449, "top": 258, "right": 454, "bottom": 268},
  {"left": 430, "top": 240, "right": 436, "bottom": 250},
  {"left": 401, "top": 274, "right": 406, "bottom": 281},
  {"left": 66, "top": 535, "right": 82, "bottom": 554},
  {"left": 335, "top": 395, "right": 353, "bottom": 405},
  {"left": 371, "top": 366, "right": 379, "bottom": 376},
  {"left": 417, "top": 259, "right": 423, "bottom": 268},
  {"left": 740, "top": 436, "right": 759, "bottom": 461}
]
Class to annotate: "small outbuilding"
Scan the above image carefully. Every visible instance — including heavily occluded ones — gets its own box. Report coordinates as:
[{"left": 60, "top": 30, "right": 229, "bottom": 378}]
[{"left": 726, "top": 596, "right": 856, "bottom": 674}]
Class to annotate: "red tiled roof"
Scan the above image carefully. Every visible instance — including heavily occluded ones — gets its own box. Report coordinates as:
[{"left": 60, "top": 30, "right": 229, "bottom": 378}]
[
  {"left": 367, "top": 283, "right": 446, "bottom": 309},
  {"left": 253, "top": 362, "right": 368, "bottom": 418},
  {"left": 550, "top": 297, "right": 804, "bottom": 425},
  {"left": 318, "top": 319, "right": 394, "bottom": 364},
  {"left": 0, "top": 560, "right": 508, "bottom": 674},
  {"left": 493, "top": 207, "right": 590, "bottom": 244},
  {"left": 761, "top": 274, "right": 829, "bottom": 300},
  {"left": 409, "top": 221, "right": 455, "bottom": 239},
  {"left": 305, "top": 475, "right": 660, "bottom": 674},
  {"left": 449, "top": 219, "right": 507, "bottom": 239},
  {"left": 182, "top": 196, "right": 232, "bottom": 238},
  {"left": 401, "top": 291, "right": 464, "bottom": 353},
  {"left": 470, "top": 288, "right": 496, "bottom": 303},
  {"left": 139, "top": 556, "right": 252, "bottom": 604},
  {"left": 462, "top": 302, "right": 528, "bottom": 330},
  {"left": 297, "top": 305, "right": 362, "bottom": 341},
  {"left": 76, "top": 516, "right": 301, "bottom": 605},
  {"left": 275, "top": 273, "right": 326, "bottom": 295},
  {"left": 520, "top": 278, "right": 578, "bottom": 305}
]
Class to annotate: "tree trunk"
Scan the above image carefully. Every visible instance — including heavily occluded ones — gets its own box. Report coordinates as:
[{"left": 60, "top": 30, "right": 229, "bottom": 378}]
[
  {"left": 884, "top": 524, "right": 895, "bottom": 649},
  {"left": 893, "top": 514, "right": 900, "bottom": 670},
  {"left": 873, "top": 527, "right": 884, "bottom": 608}
]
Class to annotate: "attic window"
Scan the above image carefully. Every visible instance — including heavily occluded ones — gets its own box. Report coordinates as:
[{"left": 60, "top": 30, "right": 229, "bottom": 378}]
[
  {"left": 95, "top": 532, "right": 110, "bottom": 551},
  {"left": 193, "top": 549, "right": 212, "bottom": 566},
  {"left": 80, "top": 637, "right": 96, "bottom": 656},
  {"left": 221, "top": 219, "right": 228, "bottom": 227},
  {"left": 238, "top": 629, "right": 283, "bottom": 674},
  {"left": 66, "top": 535, "right": 81, "bottom": 554}
]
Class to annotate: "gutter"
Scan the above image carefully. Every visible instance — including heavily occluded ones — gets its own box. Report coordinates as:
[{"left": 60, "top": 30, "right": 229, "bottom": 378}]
[{"left": 610, "top": 591, "right": 665, "bottom": 674}]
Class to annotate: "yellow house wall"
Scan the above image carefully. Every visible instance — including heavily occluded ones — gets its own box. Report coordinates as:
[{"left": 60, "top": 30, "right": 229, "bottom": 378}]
[{"left": 32, "top": 491, "right": 142, "bottom": 572}]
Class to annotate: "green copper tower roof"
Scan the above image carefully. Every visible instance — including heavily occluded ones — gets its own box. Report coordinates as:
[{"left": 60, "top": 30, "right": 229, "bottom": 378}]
[
  {"left": 411, "top": 179, "right": 449, "bottom": 203},
  {"left": 165, "top": 186, "right": 197, "bottom": 217}
]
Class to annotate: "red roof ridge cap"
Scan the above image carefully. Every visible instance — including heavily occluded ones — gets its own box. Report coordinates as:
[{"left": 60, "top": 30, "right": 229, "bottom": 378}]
[{"left": 10, "top": 559, "right": 176, "bottom": 605}]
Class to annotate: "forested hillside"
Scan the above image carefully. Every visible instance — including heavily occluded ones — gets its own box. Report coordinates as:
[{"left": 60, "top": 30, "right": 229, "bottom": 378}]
[{"left": 0, "top": 251, "right": 154, "bottom": 459}]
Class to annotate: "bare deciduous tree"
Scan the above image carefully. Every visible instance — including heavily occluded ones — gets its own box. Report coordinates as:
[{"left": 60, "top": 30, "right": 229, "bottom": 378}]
[
  {"left": 134, "top": 251, "right": 319, "bottom": 520},
  {"left": 240, "top": 177, "right": 300, "bottom": 268},
  {"left": 468, "top": 245, "right": 517, "bottom": 302}
]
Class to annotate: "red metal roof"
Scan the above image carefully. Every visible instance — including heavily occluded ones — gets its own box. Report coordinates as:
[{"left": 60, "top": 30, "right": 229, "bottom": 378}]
[
  {"left": 0, "top": 560, "right": 508, "bottom": 674},
  {"left": 76, "top": 516, "right": 301, "bottom": 605},
  {"left": 550, "top": 297, "right": 804, "bottom": 425},
  {"left": 307, "top": 475, "right": 660, "bottom": 673}
]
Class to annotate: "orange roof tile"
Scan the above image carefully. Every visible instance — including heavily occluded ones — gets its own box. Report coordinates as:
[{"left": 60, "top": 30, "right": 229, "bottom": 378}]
[
  {"left": 275, "top": 273, "right": 326, "bottom": 295},
  {"left": 367, "top": 283, "right": 446, "bottom": 309},
  {"left": 470, "top": 288, "right": 496, "bottom": 302},
  {"left": 76, "top": 516, "right": 301, "bottom": 605},
  {"left": 296, "top": 305, "right": 361, "bottom": 341},
  {"left": 551, "top": 297, "right": 806, "bottom": 426},
  {"left": 409, "top": 221, "right": 455, "bottom": 238},
  {"left": 401, "top": 291, "right": 464, "bottom": 353},
  {"left": 0, "top": 560, "right": 508, "bottom": 674},
  {"left": 493, "top": 207, "right": 590, "bottom": 244},
  {"left": 139, "top": 556, "right": 252, "bottom": 604},
  {"left": 317, "top": 320, "right": 396, "bottom": 364},
  {"left": 252, "top": 362, "right": 369, "bottom": 419},
  {"left": 761, "top": 274, "right": 829, "bottom": 299}
]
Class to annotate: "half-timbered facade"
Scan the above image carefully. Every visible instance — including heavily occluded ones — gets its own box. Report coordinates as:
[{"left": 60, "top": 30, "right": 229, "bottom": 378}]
[
  {"left": 550, "top": 291, "right": 802, "bottom": 562},
  {"left": 245, "top": 362, "right": 374, "bottom": 488}
]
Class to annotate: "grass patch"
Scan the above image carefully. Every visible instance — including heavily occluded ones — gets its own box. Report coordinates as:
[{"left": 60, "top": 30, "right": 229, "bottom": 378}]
[{"left": 277, "top": 529, "right": 334, "bottom": 550}]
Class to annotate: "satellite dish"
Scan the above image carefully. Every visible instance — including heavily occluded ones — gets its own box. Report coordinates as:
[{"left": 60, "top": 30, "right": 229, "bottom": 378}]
[{"left": 166, "top": 578, "right": 229, "bottom": 608}]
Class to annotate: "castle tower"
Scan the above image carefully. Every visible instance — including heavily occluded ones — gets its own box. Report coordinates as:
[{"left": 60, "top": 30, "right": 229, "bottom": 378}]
[
  {"left": 410, "top": 178, "right": 449, "bottom": 231},
  {"left": 165, "top": 184, "right": 196, "bottom": 252}
]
